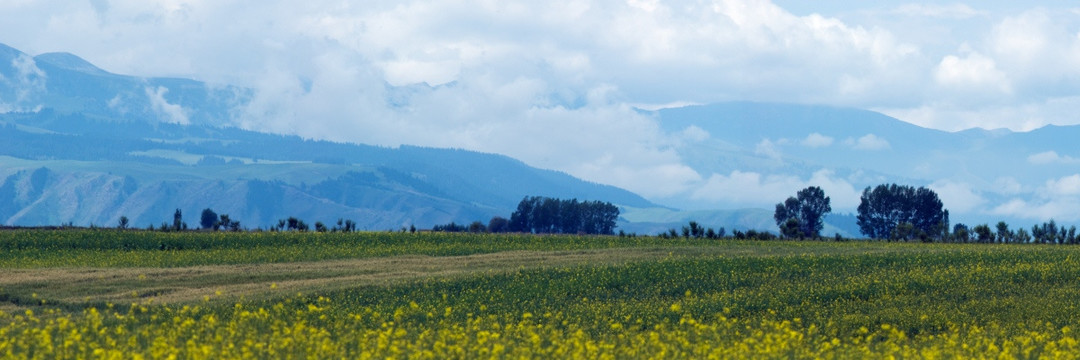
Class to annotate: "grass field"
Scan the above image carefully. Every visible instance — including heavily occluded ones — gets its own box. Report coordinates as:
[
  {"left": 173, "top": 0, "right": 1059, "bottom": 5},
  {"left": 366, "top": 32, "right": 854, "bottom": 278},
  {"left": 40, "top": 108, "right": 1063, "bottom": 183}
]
[{"left": 3, "top": 230, "right": 1080, "bottom": 358}]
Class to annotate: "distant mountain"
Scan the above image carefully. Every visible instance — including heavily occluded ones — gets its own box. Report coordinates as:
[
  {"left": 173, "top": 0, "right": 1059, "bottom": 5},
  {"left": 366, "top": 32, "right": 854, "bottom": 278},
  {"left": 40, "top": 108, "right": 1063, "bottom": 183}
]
[
  {"left": 647, "top": 102, "right": 1080, "bottom": 228},
  {"left": 12, "top": 41, "right": 1064, "bottom": 235},
  {"left": 0, "top": 43, "right": 246, "bottom": 126},
  {"left": 0, "top": 43, "right": 654, "bottom": 229}
]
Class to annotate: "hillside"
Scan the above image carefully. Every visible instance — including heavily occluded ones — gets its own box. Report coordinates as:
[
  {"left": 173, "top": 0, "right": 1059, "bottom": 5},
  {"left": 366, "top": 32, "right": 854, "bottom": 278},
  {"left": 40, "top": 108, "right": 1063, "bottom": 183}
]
[
  {"left": 646, "top": 102, "right": 1080, "bottom": 229},
  {"left": 0, "top": 43, "right": 656, "bottom": 229}
]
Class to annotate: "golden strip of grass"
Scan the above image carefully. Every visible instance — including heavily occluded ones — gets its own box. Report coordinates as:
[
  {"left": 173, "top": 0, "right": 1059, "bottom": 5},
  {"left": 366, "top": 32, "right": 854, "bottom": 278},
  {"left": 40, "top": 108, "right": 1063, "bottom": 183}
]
[
  {"left": 0, "top": 247, "right": 713, "bottom": 306},
  {"left": 0, "top": 241, "right": 997, "bottom": 308}
]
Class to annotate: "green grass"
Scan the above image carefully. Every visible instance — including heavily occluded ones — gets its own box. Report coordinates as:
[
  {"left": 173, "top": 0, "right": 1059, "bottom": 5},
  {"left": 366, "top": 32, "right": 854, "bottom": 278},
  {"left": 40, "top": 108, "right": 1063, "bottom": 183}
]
[
  {"left": 0, "top": 229, "right": 804, "bottom": 268},
  {"left": 6, "top": 230, "right": 1080, "bottom": 357}
]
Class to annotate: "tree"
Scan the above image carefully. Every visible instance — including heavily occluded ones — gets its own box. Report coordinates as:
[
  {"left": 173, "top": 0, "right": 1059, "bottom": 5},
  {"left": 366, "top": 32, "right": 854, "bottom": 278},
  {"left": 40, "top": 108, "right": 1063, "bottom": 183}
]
[
  {"left": 488, "top": 216, "right": 509, "bottom": 233},
  {"left": 219, "top": 214, "right": 240, "bottom": 232},
  {"left": 892, "top": 222, "right": 916, "bottom": 241},
  {"left": 856, "top": 184, "right": 947, "bottom": 241},
  {"left": 118, "top": 216, "right": 129, "bottom": 230},
  {"left": 200, "top": 208, "right": 218, "bottom": 230},
  {"left": 509, "top": 197, "right": 537, "bottom": 233},
  {"left": 508, "top": 196, "right": 619, "bottom": 235},
  {"left": 1014, "top": 228, "right": 1032, "bottom": 243},
  {"left": 952, "top": 223, "right": 970, "bottom": 243},
  {"left": 173, "top": 209, "right": 184, "bottom": 232},
  {"left": 774, "top": 186, "right": 831, "bottom": 239},
  {"left": 468, "top": 221, "right": 486, "bottom": 233},
  {"left": 688, "top": 221, "right": 704, "bottom": 238},
  {"left": 779, "top": 218, "right": 801, "bottom": 239},
  {"left": 995, "top": 221, "right": 1012, "bottom": 244},
  {"left": 972, "top": 224, "right": 994, "bottom": 243}
]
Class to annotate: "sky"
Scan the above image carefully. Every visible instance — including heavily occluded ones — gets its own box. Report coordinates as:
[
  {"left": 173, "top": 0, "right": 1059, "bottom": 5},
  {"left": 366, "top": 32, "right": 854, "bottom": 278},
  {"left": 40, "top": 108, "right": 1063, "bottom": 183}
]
[{"left": 2, "top": 0, "right": 1080, "bottom": 217}]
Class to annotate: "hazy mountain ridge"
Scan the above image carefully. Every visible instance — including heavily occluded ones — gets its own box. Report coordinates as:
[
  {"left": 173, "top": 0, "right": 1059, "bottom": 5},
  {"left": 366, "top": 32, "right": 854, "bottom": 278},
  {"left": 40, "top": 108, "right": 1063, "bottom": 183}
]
[
  {"left": 5, "top": 42, "right": 1072, "bottom": 234},
  {"left": 0, "top": 43, "right": 658, "bottom": 229},
  {"left": 649, "top": 102, "right": 1080, "bottom": 228}
]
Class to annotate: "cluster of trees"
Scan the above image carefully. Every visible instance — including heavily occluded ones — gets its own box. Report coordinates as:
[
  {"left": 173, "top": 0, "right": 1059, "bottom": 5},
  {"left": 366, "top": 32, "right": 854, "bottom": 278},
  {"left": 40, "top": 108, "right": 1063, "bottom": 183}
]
[
  {"left": 116, "top": 188, "right": 1080, "bottom": 245},
  {"left": 200, "top": 208, "right": 241, "bottom": 231},
  {"left": 856, "top": 184, "right": 949, "bottom": 241},
  {"left": 508, "top": 196, "right": 620, "bottom": 235},
  {"left": 950, "top": 220, "right": 1080, "bottom": 244},
  {"left": 773, "top": 186, "right": 832, "bottom": 239},
  {"left": 774, "top": 184, "right": 949, "bottom": 241},
  {"left": 270, "top": 217, "right": 359, "bottom": 233},
  {"left": 432, "top": 221, "right": 491, "bottom": 233},
  {"left": 656, "top": 221, "right": 726, "bottom": 240}
]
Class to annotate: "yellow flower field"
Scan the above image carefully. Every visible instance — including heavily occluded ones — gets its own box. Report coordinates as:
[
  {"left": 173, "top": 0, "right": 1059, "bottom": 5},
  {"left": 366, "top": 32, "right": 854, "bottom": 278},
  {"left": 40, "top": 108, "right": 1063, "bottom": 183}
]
[{"left": 2, "top": 230, "right": 1080, "bottom": 358}]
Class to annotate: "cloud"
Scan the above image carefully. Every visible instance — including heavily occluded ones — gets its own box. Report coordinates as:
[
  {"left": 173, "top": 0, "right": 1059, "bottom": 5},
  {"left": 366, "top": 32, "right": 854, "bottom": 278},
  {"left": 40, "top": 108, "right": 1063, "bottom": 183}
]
[
  {"left": 991, "top": 174, "right": 1080, "bottom": 221},
  {"left": 690, "top": 169, "right": 860, "bottom": 210},
  {"left": 933, "top": 50, "right": 1012, "bottom": 97},
  {"left": 877, "top": 96, "right": 1080, "bottom": 132},
  {"left": 1045, "top": 174, "right": 1080, "bottom": 197},
  {"left": 144, "top": 86, "right": 190, "bottom": 125},
  {"left": 890, "top": 4, "right": 983, "bottom": 19},
  {"left": 676, "top": 125, "right": 710, "bottom": 144},
  {"left": 5, "top": 0, "right": 1080, "bottom": 212},
  {"left": 754, "top": 139, "right": 783, "bottom": 159},
  {"left": 801, "top": 133, "right": 833, "bottom": 148},
  {"left": 929, "top": 180, "right": 986, "bottom": 214},
  {"left": 0, "top": 53, "right": 47, "bottom": 112},
  {"left": 846, "top": 134, "right": 890, "bottom": 150},
  {"left": 991, "top": 198, "right": 1080, "bottom": 222},
  {"left": 1028, "top": 151, "right": 1080, "bottom": 165},
  {"left": 993, "top": 177, "right": 1024, "bottom": 195}
]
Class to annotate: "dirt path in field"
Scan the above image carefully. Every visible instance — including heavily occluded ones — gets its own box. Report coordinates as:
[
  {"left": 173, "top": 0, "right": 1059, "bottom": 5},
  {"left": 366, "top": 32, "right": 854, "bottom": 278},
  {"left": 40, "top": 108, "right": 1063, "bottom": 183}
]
[{"left": 0, "top": 247, "right": 719, "bottom": 306}]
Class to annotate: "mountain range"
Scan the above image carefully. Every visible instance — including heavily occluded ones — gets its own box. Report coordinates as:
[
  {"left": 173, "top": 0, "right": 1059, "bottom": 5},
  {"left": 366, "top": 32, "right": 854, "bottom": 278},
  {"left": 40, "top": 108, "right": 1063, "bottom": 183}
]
[
  {"left": 2, "top": 42, "right": 1075, "bottom": 235},
  {"left": 0, "top": 43, "right": 658, "bottom": 231}
]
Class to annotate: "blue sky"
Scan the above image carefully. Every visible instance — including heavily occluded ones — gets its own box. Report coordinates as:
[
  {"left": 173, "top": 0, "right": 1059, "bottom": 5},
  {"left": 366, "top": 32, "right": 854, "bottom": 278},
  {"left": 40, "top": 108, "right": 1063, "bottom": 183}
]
[{"left": 2, "top": 0, "right": 1079, "bottom": 217}]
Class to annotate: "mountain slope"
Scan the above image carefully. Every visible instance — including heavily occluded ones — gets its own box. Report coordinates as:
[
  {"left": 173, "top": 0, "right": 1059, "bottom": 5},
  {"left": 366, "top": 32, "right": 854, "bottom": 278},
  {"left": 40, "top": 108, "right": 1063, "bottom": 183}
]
[
  {"left": 649, "top": 101, "right": 1080, "bottom": 228},
  {"left": 0, "top": 43, "right": 655, "bottom": 229}
]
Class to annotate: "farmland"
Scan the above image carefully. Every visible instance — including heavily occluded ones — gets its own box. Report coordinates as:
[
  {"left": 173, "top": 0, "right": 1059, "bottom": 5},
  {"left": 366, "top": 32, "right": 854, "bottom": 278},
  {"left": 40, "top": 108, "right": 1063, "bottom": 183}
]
[{"left": 3, "top": 230, "right": 1080, "bottom": 358}]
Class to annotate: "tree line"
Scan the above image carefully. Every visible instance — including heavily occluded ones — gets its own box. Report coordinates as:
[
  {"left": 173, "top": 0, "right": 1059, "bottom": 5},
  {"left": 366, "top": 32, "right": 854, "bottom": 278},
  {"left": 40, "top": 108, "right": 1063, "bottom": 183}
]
[
  {"left": 122, "top": 196, "right": 620, "bottom": 235},
  {"left": 508, "top": 196, "right": 620, "bottom": 235}
]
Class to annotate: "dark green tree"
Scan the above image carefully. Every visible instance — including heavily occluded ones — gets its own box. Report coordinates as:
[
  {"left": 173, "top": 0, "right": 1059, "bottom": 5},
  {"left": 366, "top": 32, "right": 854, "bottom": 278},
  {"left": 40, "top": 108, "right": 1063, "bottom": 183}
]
[
  {"left": 200, "top": 208, "right": 218, "bottom": 230},
  {"left": 952, "top": 223, "right": 969, "bottom": 243},
  {"left": 774, "top": 186, "right": 831, "bottom": 239},
  {"left": 995, "top": 221, "right": 1012, "bottom": 243},
  {"left": 468, "top": 221, "right": 486, "bottom": 233},
  {"left": 856, "top": 184, "right": 947, "bottom": 240},
  {"left": 118, "top": 216, "right": 129, "bottom": 230},
  {"left": 173, "top": 209, "right": 184, "bottom": 232},
  {"left": 779, "top": 218, "right": 801, "bottom": 239},
  {"left": 972, "top": 224, "right": 994, "bottom": 243},
  {"left": 487, "top": 216, "right": 509, "bottom": 233}
]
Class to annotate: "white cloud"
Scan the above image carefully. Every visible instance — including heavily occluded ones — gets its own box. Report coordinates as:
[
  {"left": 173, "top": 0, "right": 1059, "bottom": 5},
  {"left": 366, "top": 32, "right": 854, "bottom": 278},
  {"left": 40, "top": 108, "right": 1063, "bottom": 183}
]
[
  {"left": 993, "top": 177, "right": 1024, "bottom": 195},
  {"left": 992, "top": 198, "right": 1080, "bottom": 222},
  {"left": 1028, "top": 151, "right": 1080, "bottom": 165},
  {"left": 846, "top": 134, "right": 890, "bottom": 150},
  {"left": 1045, "top": 174, "right": 1080, "bottom": 197},
  {"left": 755, "top": 139, "right": 783, "bottom": 160},
  {"left": 0, "top": 53, "right": 46, "bottom": 112},
  {"left": 929, "top": 180, "right": 986, "bottom": 213},
  {"left": 144, "top": 86, "right": 190, "bottom": 125},
  {"left": 933, "top": 50, "right": 1012, "bottom": 96},
  {"left": 877, "top": 96, "right": 1080, "bottom": 132},
  {"left": 891, "top": 4, "right": 984, "bottom": 19},
  {"left": 801, "top": 133, "right": 834, "bottom": 148},
  {"left": 677, "top": 125, "right": 710, "bottom": 143},
  {"left": 690, "top": 169, "right": 860, "bottom": 210},
  {"left": 991, "top": 174, "right": 1080, "bottom": 221}
]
